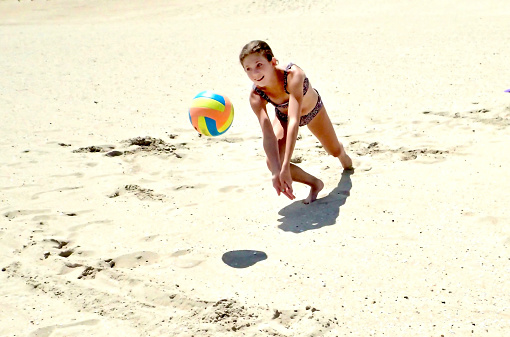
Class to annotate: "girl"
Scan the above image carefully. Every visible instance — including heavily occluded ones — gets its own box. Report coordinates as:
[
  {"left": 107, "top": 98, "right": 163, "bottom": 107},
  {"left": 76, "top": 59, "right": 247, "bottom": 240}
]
[{"left": 239, "top": 40, "right": 352, "bottom": 204}]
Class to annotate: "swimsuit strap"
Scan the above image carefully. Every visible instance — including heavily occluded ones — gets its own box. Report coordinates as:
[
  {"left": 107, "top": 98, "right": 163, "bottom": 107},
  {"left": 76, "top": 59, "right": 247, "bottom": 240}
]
[
  {"left": 303, "top": 77, "right": 310, "bottom": 95},
  {"left": 253, "top": 85, "right": 273, "bottom": 104},
  {"left": 284, "top": 63, "right": 309, "bottom": 96},
  {"left": 254, "top": 62, "right": 308, "bottom": 105},
  {"left": 253, "top": 85, "right": 287, "bottom": 108},
  {"left": 283, "top": 63, "right": 294, "bottom": 94}
]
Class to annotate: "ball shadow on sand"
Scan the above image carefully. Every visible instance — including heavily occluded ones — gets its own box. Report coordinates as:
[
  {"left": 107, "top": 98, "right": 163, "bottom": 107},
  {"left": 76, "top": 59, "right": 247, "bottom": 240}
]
[
  {"left": 277, "top": 170, "right": 353, "bottom": 233},
  {"left": 222, "top": 250, "right": 268, "bottom": 268}
]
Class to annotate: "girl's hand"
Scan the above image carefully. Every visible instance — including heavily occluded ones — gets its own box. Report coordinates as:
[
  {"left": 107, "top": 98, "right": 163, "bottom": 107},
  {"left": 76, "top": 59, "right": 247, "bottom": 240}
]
[
  {"left": 279, "top": 166, "right": 295, "bottom": 200},
  {"left": 272, "top": 173, "right": 294, "bottom": 200},
  {"left": 272, "top": 173, "right": 282, "bottom": 195}
]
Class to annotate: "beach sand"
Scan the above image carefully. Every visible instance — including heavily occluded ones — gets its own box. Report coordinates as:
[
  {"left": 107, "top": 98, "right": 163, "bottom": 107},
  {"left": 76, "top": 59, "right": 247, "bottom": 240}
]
[{"left": 1, "top": 0, "right": 509, "bottom": 336}]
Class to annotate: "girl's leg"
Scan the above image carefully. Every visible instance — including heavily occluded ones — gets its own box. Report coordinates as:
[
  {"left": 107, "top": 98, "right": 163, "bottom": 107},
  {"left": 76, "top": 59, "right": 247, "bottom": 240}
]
[
  {"left": 306, "top": 106, "right": 353, "bottom": 169},
  {"left": 289, "top": 164, "right": 324, "bottom": 204},
  {"left": 268, "top": 117, "right": 323, "bottom": 203}
]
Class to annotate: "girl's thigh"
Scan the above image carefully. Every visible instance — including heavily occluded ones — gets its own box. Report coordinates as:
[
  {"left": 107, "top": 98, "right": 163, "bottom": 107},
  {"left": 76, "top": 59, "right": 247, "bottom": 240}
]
[{"left": 306, "top": 106, "right": 342, "bottom": 156}]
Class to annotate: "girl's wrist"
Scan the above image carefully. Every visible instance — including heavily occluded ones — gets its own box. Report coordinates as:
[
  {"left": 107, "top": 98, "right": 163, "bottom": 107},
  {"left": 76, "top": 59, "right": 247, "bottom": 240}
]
[{"left": 271, "top": 164, "right": 282, "bottom": 176}]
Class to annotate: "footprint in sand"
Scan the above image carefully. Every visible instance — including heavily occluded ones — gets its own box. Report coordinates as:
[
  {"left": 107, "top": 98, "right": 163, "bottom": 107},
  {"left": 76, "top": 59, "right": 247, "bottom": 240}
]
[
  {"left": 3, "top": 209, "right": 52, "bottom": 220},
  {"left": 350, "top": 140, "right": 448, "bottom": 164},
  {"left": 50, "top": 172, "right": 84, "bottom": 178},
  {"left": 72, "top": 145, "right": 115, "bottom": 153},
  {"left": 111, "top": 251, "right": 160, "bottom": 268},
  {"left": 170, "top": 249, "right": 204, "bottom": 268},
  {"left": 423, "top": 107, "right": 510, "bottom": 128},
  {"left": 58, "top": 263, "right": 102, "bottom": 280},
  {"left": 28, "top": 319, "right": 101, "bottom": 337},
  {"left": 31, "top": 186, "right": 82, "bottom": 200},
  {"left": 108, "top": 185, "right": 165, "bottom": 201},
  {"left": 218, "top": 186, "right": 244, "bottom": 193},
  {"left": 121, "top": 136, "right": 181, "bottom": 157},
  {"left": 265, "top": 305, "right": 339, "bottom": 334},
  {"left": 69, "top": 219, "right": 113, "bottom": 232}
]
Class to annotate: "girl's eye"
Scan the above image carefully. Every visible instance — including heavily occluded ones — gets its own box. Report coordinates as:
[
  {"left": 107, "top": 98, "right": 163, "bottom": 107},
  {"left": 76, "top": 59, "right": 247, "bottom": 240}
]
[{"left": 256, "top": 63, "right": 262, "bottom": 68}]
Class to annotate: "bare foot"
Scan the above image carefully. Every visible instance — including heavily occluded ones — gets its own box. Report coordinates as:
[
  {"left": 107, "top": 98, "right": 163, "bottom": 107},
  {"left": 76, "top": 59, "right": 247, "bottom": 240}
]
[{"left": 303, "top": 178, "right": 324, "bottom": 204}]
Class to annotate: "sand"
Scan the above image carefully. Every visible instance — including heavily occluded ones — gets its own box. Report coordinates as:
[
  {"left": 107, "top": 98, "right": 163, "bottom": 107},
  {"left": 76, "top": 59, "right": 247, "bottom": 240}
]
[{"left": 1, "top": 0, "right": 509, "bottom": 336}]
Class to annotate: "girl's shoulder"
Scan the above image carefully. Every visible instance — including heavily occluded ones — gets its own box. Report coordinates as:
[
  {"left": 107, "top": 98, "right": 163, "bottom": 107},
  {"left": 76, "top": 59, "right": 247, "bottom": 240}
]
[
  {"left": 249, "top": 85, "right": 269, "bottom": 106},
  {"left": 285, "top": 62, "right": 305, "bottom": 74},
  {"left": 284, "top": 63, "right": 307, "bottom": 94}
]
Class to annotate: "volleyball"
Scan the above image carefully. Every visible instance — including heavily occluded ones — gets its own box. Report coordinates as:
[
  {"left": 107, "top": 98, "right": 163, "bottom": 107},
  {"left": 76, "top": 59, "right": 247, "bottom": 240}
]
[{"left": 188, "top": 90, "right": 234, "bottom": 136}]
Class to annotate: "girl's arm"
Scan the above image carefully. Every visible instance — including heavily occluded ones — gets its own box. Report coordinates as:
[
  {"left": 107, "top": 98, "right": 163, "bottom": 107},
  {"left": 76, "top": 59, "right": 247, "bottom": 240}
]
[
  {"left": 249, "top": 92, "right": 293, "bottom": 199},
  {"left": 249, "top": 92, "right": 280, "bottom": 174},
  {"left": 280, "top": 69, "right": 306, "bottom": 195}
]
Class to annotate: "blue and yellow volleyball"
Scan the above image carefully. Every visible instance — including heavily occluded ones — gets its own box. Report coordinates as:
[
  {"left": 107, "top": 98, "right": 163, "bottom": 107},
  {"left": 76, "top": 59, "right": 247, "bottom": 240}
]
[{"left": 189, "top": 91, "right": 234, "bottom": 136}]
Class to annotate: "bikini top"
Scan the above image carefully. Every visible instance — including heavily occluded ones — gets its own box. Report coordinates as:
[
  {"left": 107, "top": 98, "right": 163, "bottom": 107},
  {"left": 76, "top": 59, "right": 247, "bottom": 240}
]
[{"left": 253, "top": 63, "right": 310, "bottom": 110}]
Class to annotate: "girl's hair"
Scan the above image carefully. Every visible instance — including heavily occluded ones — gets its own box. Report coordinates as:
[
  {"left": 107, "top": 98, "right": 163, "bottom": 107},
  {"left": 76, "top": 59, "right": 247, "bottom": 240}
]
[{"left": 239, "top": 40, "right": 274, "bottom": 65}]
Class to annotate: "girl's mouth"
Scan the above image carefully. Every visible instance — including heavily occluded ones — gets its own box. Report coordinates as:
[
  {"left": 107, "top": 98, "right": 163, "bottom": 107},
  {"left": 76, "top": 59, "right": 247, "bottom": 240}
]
[{"left": 255, "top": 76, "right": 264, "bottom": 82}]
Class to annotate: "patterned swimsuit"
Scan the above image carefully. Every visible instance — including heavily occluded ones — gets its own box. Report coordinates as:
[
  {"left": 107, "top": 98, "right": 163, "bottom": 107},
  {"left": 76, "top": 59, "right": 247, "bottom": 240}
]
[{"left": 252, "top": 63, "right": 323, "bottom": 127}]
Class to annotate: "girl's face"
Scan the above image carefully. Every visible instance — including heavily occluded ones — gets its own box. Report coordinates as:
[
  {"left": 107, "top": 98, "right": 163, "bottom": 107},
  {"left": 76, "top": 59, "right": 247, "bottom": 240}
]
[{"left": 242, "top": 53, "right": 276, "bottom": 86}]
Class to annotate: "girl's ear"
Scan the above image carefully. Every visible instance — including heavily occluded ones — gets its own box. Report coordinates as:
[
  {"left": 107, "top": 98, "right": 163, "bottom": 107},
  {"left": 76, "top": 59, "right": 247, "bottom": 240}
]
[{"left": 272, "top": 57, "right": 279, "bottom": 66}]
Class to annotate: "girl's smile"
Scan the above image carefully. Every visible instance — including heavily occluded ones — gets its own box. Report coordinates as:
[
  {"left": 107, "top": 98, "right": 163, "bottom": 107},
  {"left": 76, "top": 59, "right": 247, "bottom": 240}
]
[{"left": 242, "top": 53, "right": 276, "bottom": 87}]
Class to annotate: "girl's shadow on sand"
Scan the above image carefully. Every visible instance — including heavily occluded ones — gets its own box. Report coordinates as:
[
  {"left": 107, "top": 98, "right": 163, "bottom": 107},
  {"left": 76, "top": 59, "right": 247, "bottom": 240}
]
[{"left": 277, "top": 170, "right": 353, "bottom": 233}]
